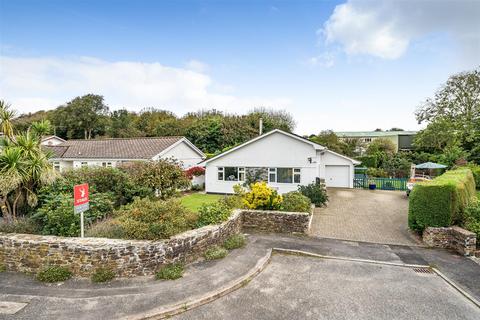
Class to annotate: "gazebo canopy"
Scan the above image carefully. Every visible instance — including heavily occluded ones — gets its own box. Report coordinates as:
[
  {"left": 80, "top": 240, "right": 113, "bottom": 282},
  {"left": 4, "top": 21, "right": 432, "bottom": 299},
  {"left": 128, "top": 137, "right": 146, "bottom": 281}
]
[{"left": 415, "top": 162, "right": 447, "bottom": 169}]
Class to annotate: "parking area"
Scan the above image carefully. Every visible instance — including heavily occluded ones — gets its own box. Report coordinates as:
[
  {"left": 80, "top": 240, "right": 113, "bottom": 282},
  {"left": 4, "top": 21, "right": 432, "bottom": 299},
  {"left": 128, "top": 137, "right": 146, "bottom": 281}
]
[
  {"left": 309, "top": 188, "right": 418, "bottom": 245},
  {"left": 176, "top": 254, "right": 480, "bottom": 320}
]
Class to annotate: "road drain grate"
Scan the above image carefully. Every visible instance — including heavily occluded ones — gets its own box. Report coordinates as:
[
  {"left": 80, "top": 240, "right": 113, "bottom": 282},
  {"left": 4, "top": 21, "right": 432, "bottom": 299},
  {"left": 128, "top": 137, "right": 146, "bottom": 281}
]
[{"left": 412, "top": 267, "right": 435, "bottom": 274}]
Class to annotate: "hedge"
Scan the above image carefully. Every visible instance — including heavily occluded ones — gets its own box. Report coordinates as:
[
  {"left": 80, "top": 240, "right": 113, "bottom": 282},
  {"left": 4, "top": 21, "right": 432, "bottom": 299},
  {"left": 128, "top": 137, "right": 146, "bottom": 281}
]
[
  {"left": 467, "top": 164, "right": 480, "bottom": 189},
  {"left": 408, "top": 168, "right": 476, "bottom": 231}
]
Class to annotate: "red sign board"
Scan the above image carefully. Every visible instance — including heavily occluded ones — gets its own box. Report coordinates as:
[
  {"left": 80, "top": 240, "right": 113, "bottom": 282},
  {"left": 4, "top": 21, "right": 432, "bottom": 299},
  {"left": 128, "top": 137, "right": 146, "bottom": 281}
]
[{"left": 74, "top": 183, "right": 89, "bottom": 208}]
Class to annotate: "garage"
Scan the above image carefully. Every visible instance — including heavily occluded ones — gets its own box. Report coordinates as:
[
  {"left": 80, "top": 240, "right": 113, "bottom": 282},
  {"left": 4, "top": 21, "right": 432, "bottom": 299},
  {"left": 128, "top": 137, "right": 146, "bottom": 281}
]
[{"left": 325, "top": 165, "right": 350, "bottom": 188}]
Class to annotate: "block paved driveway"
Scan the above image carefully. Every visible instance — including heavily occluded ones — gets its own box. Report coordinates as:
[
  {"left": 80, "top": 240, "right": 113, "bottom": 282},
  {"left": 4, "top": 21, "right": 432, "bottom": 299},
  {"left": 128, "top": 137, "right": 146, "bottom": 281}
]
[{"left": 310, "top": 188, "right": 419, "bottom": 245}]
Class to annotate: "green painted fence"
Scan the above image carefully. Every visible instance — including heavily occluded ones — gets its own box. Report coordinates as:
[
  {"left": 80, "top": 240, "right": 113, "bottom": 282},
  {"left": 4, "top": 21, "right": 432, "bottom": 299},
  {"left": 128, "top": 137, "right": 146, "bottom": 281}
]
[{"left": 354, "top": 176, "right": 407, "bottom": 191}]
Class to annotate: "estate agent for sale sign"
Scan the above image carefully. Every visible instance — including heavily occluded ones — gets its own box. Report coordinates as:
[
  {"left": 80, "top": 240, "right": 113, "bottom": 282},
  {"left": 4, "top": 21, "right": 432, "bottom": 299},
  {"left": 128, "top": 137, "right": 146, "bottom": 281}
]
[{"left": 73, "top": 183, "right": 89, "bottom": 237}]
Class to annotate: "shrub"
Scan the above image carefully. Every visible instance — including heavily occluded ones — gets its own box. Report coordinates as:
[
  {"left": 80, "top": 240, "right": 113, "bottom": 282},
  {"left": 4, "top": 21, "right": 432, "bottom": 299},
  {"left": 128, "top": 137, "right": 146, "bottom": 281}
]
[
  {"left": 155, "top": 263, "right": 184, "bottom": 280},
  {"left": 463, "top": 200, "right": 480, "bottom": 242},
  {"left": 40, "top": 167, "right": 152, "bottom": 207},
  {"left": 219, "top": 195, "right": 244, "bottom": 209},
  {"left": 0, "top": 217, "right": 40, "bottom": 234},
  {"left": 466, "top": 164, "right": 480, "bottom": 189},
  {"left": 242, "top": 182, "right": 282, "bottom": 210},
  {"left": 408, "top": 168, "right": 476, "bottom": 231},
  {"left": 0, "top": 264, "right": 5, "bottom": 272},
  {"left": 120, "top": 159, "right": 190, "bottom": 200},
  {"left": 281, "top": 191, "right": 312, "bottom": 213},
  {"left": 32, "top": 192, "right": 115, "bottom": 237},
  {"left": 197, "top": 201, "right": 232, "bottom": 227},
  {"left": 116, "top": 198, "right": 197, "bottom": 240},
  {"left": 223, "top": 234, "right": 246, "bottom": 250},
  {"left": 298, "top": 183, "right": 328, "bottom": 207},
  {"left": 36, "top": 266, "right": 72, "bottom": 282},
  {"left": 184, "top": 166, "right": 205, "bottom": 179},
  {"left": 204, "top": 246, "right": 228, "bottom": 260},
  {"left": 85, "top": 219, "right": 125, "bottom": 239},
  {"left": 366, "top": 167, "right": 388, "bottom": 178},
  {"left": 191, "top": 184, "right": 204, "bottom": 191},
  {"left": 91, "top": 267, "right": 116, "bottom": 283}
]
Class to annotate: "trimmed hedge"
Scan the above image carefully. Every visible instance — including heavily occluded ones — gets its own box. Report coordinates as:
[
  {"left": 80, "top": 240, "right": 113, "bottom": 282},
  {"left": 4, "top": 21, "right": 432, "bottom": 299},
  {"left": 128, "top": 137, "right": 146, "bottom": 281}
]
[
  {"left": 467, "top": 164, "right": 480, "bottom": 189},
  {"left": 408, "top": 168, "right": 476, "bottom": 231}
]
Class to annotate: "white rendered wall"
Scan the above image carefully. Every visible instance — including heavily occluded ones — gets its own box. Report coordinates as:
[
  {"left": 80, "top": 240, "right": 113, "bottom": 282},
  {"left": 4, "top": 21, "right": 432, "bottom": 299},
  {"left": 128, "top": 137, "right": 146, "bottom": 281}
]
[{"left": 205, "top": 132, "right": 319, "bottom": 194}]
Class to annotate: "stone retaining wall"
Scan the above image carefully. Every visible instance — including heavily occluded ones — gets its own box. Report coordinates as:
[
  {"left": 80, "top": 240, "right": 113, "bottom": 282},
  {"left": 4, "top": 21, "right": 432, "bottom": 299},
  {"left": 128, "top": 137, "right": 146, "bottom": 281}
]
[
  {"left": 0, "top": 208, "right": 312, "bottom": 277},
  {"left": 423, "top": 226, "right": 477, "bottom": 256},
  {"left": 242, "top": 206, "right": 313, "bottom": 234}
]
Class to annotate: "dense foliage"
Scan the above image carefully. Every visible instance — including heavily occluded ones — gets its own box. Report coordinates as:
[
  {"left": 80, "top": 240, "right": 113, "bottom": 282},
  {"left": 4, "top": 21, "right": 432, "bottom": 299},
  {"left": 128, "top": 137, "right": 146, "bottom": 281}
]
[
  {"left": 32, "top": 192, "right": 115, "bottom": 237},
  {"left": 114, "top": 198, "right": 197, "bottom": 240},
  {"left": 13, "top": 94, "right": 296, "bottom": 153},
  {"left": 298, "top": 183, "right": 328, "bottom": 207},
  {"left": 223, "top": 234, "right": 246, "bottom": 250},
  {"left": 415, "top": 68, "right": 480, "bottom": 163},
  {"left": 204, "top": 245, "right": 228, "bottom": 260},
  {"left": 463, "top": 200, "right": 480, "bottom": 242},
  {"left": 120, "top": 159, "right": 190, "bottom": 199},
  {"left": 155, "top": 263, "right": 184, "bottom": 280},
  {"left": 242, "top": 182, "right": 283, "bottom": 210},
  {"left": 91, "top": 267, "right": 116, "bottom": 283},
  {"left": 408, "top": 168, "right": 476, "bottom": 231},
  {"left": 36, "top": 266, "right": 72, "bottom": 283},
  {"left": 1, "top": 101, "right": 57, "bottom": 221},
  {"left": 281, "top": 191, "right": 312, "bottom": 212},
  {"left": 196, "top": 201, "right": 232, "bottom": 227}
]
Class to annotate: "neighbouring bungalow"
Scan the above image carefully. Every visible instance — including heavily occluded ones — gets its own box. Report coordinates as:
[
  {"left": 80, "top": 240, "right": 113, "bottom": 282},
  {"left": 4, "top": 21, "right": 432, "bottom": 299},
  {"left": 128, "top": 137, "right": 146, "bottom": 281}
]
[
  {"left": 40, "top": 135, "right": 66, "bottom": 146},
  {"left": 46, "top": 136, "right": 205, "bottom": 172},
  {"left": 202, "top": 129, "right": 360, "bottom": 194}
]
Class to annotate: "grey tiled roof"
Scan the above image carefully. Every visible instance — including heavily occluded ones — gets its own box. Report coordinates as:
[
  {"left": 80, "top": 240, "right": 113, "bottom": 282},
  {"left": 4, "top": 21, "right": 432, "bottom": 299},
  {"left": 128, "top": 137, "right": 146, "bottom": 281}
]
[{"left": 48, "top": 137, "right": 184, "bottom": 159}]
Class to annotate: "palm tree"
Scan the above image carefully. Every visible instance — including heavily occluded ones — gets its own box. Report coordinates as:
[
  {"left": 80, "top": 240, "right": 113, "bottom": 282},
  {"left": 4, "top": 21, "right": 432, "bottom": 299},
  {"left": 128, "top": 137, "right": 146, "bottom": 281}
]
[
  {"left": 30, "top": 119, "right": 52, "bottom": 139},
  {"left": 0, "top": 100, "right": 16, "bottom": 141},
  {"left": 0, "top": 107, "right": 57, "bottom": 221}
]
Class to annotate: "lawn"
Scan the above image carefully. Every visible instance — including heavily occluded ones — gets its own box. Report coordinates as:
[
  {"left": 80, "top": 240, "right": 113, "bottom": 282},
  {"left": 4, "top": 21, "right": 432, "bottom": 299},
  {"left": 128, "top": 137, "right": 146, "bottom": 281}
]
[{"left": 180, "top": 193, "right": 223, "bottom": 212}]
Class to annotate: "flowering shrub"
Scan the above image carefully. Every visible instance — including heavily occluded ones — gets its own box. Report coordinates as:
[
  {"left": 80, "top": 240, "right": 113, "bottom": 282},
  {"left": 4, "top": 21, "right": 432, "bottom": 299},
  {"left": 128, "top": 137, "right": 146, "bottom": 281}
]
[
  {"left": 184, "top": 166, "right": 205, "bottom": 179},
  {"left": 242, "top": 182, "right": 282, "bottom": 210}
]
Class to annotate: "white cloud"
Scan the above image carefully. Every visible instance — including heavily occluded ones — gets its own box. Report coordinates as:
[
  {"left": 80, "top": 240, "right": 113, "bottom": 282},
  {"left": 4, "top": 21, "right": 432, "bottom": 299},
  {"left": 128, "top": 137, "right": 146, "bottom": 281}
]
[
  {"left": 0, "top": 56, "right": 291, "bottom": 115},
  {"left": 184, "top": 59, "right": 209, "bottom": 73},
  {"left": 307, "top": 51, "right": 335, "bottom": 68},
  {"left": 321, "top": 0, "right": 480, "bottom": 60}
]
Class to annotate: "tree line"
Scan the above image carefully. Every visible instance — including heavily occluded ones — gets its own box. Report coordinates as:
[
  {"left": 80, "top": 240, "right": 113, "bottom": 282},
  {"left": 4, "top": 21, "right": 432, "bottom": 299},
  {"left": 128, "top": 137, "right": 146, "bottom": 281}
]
[{"left": 12, "top": 96, "right": 295, "bottom": 154}]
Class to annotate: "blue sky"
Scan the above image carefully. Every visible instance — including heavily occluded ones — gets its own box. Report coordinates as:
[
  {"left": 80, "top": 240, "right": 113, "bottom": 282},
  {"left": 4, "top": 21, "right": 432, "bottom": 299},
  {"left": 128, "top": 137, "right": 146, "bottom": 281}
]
[{"left": 1, "top": 0, "right": 479, "bottom": 134}]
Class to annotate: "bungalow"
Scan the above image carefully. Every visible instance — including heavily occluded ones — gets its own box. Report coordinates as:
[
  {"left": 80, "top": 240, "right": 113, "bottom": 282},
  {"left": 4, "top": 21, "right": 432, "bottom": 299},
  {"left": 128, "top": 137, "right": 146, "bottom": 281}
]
[
  {"left": 202, "top": 129, "right": 360, "bottom": 194},
  {"left": 46, "top": 136, "right": 205, "bottom": 172},
  {"left": 40, "top": 135, "right": 66, "bottom": 146}
]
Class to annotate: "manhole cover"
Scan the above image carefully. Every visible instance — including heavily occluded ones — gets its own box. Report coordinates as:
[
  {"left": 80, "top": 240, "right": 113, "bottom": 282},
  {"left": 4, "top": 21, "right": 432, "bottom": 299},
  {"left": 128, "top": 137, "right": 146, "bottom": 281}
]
[{"left": 412, "top": 267, "right": 435, "bottom": 274}]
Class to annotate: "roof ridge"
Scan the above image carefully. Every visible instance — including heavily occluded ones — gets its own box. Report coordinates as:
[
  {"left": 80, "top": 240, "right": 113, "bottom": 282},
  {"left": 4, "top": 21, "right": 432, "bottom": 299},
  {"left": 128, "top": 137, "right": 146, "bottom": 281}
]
[{"left": 64, "top": 136, "right": 184, "bottom": 142}]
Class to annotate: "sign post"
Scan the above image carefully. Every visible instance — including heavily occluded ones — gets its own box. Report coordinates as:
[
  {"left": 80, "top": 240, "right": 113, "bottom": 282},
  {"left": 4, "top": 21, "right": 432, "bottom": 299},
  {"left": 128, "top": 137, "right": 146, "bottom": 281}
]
[{"left": 74, "top": 183, "right": 89, "bottom": 238}]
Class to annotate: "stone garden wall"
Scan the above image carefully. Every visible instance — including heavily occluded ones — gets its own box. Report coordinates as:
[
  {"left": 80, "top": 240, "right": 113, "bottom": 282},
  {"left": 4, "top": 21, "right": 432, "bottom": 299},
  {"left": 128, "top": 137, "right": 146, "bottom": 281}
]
[
  {"left": 242, "top": 206, "right": 313, "bottom": 234},
  {"left": 423, "top": 226, "right": 477, "bottom": 256},
  {"left": 0, "top": 209, "right": 312, "bottom": 277}
]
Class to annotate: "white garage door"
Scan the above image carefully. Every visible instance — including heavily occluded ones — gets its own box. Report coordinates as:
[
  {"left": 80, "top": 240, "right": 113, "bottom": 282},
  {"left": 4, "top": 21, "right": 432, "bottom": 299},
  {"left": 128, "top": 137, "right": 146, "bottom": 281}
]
[{"left": 325, "top": 165, "right": 350, "bottom": 188}]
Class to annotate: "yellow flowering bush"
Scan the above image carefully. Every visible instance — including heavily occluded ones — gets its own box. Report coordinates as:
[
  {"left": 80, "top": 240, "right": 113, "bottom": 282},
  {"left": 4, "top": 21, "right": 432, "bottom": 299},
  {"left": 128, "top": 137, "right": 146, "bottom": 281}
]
[{"left": 243, "top": 182, "right": 283, "bottom": 210}]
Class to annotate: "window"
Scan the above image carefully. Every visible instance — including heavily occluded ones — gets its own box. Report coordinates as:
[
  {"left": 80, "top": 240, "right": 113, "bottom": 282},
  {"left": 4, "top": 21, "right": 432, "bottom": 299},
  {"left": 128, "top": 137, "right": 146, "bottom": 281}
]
[
  {"left": 102, "top": 162, "right": 113, "bottom": 168},
  {"left": 364, "top": 138, "right": 372, "bottom": 143},
  {"left": 269, "top": 168, "right": 276, "bottom": 183},
  {"left": 218, "top": 167, "right": 245, "bottom": 181},
  {"left": 239, "top": 167, "right": 245, "bottom": 181},
  {"left": 269, "top": 168, "right": 301, "bottom": 184},
  {"left": 53, "top": 162, "right": 61, "bottom": 172},
  {"left": 81, "top": 162, "right": 88, "bottom": 168},
  {"left": 294, "top": 168, "right": 301, "bottom": 183}
]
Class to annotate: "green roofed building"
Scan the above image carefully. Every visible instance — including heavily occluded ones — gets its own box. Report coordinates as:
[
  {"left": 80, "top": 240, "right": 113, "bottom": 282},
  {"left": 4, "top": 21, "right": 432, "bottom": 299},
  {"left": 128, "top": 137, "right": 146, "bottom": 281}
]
[{"left": 336, "top": 131, "right": 417, "bottom": 153}]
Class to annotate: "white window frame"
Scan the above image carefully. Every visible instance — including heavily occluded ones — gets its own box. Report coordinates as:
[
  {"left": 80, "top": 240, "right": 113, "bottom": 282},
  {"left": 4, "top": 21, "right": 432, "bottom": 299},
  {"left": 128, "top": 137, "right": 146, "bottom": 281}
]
[
  {"left": 53, "top": 161, "right": 61, "bottom": 172},
  {"left": 269, "top": 167, "right": 301, "bottom": 184},
  {"left": 80, "top": 162, "right": 88, "bottom": 168},
  {"left": 218, "top": 167, "right": 245, "bottom": 182},
  {"left": 102, "top": 161, "right": 113, "bottom": 168}
]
